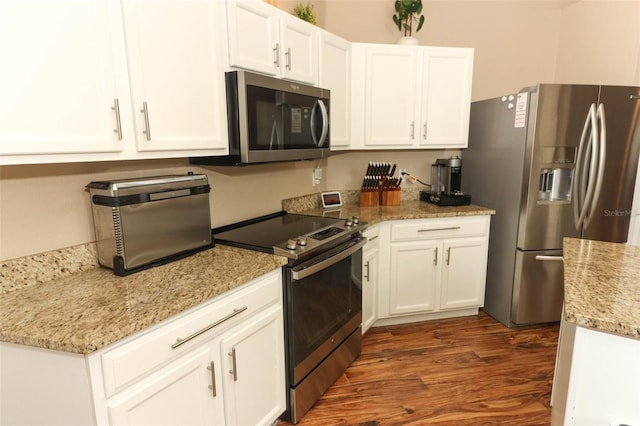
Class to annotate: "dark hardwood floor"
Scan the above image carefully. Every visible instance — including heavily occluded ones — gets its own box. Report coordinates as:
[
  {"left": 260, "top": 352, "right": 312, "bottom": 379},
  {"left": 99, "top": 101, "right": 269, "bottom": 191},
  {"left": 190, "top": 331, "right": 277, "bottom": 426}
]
[{"left": 280, "top": 311, "right": 560, "bottom": 426}]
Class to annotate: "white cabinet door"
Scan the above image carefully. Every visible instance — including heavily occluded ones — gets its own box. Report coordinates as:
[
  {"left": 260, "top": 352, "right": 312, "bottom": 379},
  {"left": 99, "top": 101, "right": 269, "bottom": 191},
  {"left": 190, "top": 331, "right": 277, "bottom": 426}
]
[
  {"left": 107, "top": 346, "right": 222, "bottom": 426},
  {"left": 219, "top": 305, "right": 286, "bottom": 426},
  {"left": 279, "top": 13, "right": 318, "bottom": 84},
  {"left": 122, "top": 0, "right": 228, "bottom": 154},
  {"left": 420, "top": 47, "right": 474, "bottom": 148},
  {"left": 227, "top": 0, "right": 318, "bottom": 85},
  {"left": 363, "top": 45, "right": 420, "bottom": 148},
  {"left": 362, "top": 227, "right": 379, "bottom": 333},
  {"left": 319, "top": 31, "right": 351, "bottom": 149},
  {"left": 227, "top": 0, "right": 280, "bottom": 77},
  {"left": 0, "top": 0, "right": 130, "bottom": 160},
  {"left": 389, "top": 240, "right": 439, "bottom": 315},
  {"left": 440, "top": 237, "right": 488, "bottom": 310}
]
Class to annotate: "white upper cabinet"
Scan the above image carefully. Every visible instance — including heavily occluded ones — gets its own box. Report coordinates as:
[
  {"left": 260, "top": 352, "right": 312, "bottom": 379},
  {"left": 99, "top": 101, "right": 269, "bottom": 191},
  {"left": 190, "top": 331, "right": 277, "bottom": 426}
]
[
  {"left": 121, "top": 0, "right": 229, "bottom": 154},
  {"left": 227, "top": 0, "right": 318, "bottom": 85},
  {"left": 351, "top": 43, "right": 473, "bottom": 150},
  {"left": 420, "top": 47, "right": 474, "bottom": 148},
  {"left": 319, "top": 31, "right": 351, "bottom": 149},
  {"left": 0, "top": 1, "right": 131, "bottom": 162},
  {"left": 0, "top": 0, "right": 229, "bottom": 165}
]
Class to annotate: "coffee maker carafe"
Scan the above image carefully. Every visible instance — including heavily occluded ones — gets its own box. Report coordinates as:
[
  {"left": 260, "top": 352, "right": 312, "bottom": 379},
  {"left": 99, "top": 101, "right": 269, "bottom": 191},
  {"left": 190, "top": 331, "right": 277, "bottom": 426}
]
[{"left": 420, "top": 156, "right": 472, "bottom": 206}]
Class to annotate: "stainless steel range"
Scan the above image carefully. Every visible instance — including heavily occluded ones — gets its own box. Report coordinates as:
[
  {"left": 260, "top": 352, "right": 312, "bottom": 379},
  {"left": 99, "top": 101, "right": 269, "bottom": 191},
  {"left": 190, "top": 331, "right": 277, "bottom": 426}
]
[{"left": 213, "top": 211, "right": 367, "bottom": 423}]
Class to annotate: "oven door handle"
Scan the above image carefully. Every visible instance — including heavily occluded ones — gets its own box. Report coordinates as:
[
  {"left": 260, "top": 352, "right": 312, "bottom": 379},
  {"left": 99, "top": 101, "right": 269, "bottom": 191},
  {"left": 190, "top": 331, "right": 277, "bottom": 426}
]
[{"left": 291, "top": 237, "right": 367, "bottom": 280}]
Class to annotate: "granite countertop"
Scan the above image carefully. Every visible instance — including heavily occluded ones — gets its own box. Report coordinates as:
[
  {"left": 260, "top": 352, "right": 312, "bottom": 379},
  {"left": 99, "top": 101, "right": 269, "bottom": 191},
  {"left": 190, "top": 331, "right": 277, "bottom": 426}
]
[
  {"left": 286, "top": 198, "right": 495, "bottom": 224},
  {"left": 563, "top": 237, "right": 640, "bottom": 338},
  {"left": 0, "top": 245, "right": 287, "bottom": 354},
  {"left": 0, "top": 190, "right": 494, "bottom": 356}
]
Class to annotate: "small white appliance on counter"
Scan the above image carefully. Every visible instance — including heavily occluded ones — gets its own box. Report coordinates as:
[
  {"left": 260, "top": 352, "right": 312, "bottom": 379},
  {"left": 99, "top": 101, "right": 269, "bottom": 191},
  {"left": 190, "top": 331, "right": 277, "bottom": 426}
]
[{"left": 86, "top": 172, "right": 213, "bottom": 276}]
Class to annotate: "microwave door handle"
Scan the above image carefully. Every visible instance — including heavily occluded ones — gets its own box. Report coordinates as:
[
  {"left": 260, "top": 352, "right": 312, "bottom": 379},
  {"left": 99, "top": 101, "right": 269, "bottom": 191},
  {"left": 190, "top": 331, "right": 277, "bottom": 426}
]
[
  {"left": 269, "top": 119, "right": 278, "bottom": 149},
  {"left": 310, "top": 100, "right": 329, "bottom": 147},
  {"left": 317, "top": 100, "right": 329, "bottom": 147}
]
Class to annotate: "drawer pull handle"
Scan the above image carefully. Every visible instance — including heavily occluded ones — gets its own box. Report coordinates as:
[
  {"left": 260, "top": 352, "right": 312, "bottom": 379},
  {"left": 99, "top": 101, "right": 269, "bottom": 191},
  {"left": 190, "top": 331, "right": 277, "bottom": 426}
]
[
  {"left": 171, "top": 306, "right": 248, "bottom": 349},
  {"left": 229, "top": 347, "right": 238, "bottom": 381},
  {"left": 446, "top": 247, "right": 451, "bottom": 265},
  {"left": 418, "top": 226, "right": 461, "bottom": 232},
  {"left": 367, "top": 235, "right": 379, "bottom": 242},
  {"left": 207, "top": 361, "right": 217, "bottom": 397}
]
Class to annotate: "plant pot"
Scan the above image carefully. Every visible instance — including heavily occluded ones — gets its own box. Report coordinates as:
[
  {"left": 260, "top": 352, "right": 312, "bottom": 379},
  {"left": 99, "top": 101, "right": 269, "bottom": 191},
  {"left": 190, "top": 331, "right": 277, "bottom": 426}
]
[{"left": 397, "top": 36, "right": 419, "bottom": 45}]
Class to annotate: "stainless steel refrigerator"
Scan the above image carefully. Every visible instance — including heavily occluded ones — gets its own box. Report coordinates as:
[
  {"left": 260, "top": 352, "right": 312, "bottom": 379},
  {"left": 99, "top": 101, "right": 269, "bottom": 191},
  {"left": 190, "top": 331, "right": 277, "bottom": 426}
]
[{"left": 463, "top": 84, "right": 640, "bottom": 327}]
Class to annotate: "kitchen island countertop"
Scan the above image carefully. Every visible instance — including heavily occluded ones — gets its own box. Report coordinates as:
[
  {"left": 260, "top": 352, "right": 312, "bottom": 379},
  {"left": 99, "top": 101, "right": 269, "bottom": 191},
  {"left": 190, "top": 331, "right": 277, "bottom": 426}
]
[{"left": 563, "top": 237, "right": 640, "bottom": 338}]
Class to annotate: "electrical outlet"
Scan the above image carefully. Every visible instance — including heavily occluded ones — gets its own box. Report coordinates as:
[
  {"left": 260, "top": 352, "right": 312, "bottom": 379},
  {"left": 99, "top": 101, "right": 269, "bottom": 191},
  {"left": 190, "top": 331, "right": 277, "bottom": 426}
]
[
  {"left": 399, "top": 169, "right": 408, "bottom": 183},
  {"left": 399, "top": 168, "right": 408, "bottom": 176},
  {"left": 312, "top": 166, "right": 322, "bottom": 186}
]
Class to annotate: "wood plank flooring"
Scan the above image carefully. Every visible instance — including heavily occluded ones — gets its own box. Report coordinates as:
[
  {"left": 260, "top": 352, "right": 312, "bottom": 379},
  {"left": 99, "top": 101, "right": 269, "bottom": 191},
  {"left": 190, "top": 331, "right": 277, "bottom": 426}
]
[{"left": 279, "top": 311, "right": 560, "bottom": 426}]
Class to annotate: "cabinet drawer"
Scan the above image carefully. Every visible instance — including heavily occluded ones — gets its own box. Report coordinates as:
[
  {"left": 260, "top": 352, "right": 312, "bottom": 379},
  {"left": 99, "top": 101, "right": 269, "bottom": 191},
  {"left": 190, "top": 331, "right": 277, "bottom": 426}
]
[
  {"left": 100, "top": 269, "right": 281, "bottom": 397},
  {"left": 363, "top": 225, "right": 380, "bottom": 250},
  {"left": 391, "top": 216, "right": 489, "bottom": 241}
]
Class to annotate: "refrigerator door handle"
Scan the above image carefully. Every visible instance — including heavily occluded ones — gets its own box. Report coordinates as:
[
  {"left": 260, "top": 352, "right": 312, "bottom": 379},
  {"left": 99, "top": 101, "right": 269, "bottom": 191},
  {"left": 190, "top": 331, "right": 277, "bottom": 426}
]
[
  {"left": 583, "top": 103, "right": 607, "bottom": 230},
  {"left": 573, "top": 103, "right": 599, "bottom": 230}
]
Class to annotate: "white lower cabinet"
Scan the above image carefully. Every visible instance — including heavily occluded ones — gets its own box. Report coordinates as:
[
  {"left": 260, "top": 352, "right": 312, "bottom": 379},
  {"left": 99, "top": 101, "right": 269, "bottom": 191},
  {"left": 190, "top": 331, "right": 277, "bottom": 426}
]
[
  {"left": 377, "top": 216, "right": 490, "bottom": 325},
  {"left": 361, "top": 225, "right": 379, "bottom": 334},
  {"left": 0, "top": 269, "right": 285, "bottom": 426}
]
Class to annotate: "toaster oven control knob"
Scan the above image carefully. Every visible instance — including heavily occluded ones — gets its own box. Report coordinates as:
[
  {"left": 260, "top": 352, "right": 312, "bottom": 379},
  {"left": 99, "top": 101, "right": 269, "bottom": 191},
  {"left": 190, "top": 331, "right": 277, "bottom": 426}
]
[
  {"left": 297, "top": 237, "right": 307, "bottom": 246},
  {"left": 286, "top": 239, "right": 298, "bottom": 250},
  {"left": 352, "top": 216, "right": 360, "bottom": 224},
  {"left": 344, "top": 218, "right": 353, "bottom": 227}
]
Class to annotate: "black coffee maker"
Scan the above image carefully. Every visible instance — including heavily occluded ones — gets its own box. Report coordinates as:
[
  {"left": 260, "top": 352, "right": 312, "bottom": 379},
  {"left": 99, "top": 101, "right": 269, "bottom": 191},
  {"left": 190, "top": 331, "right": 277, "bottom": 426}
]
[{"left": 420, "top": 156, "right": 472, "bottom": 206}]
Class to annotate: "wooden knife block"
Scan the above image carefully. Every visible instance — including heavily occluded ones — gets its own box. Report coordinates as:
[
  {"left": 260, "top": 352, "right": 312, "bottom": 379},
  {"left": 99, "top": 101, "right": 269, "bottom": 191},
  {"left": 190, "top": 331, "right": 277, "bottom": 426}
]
[
  {"left": 381, "top": 188, "right": 401, "bottom": 206},
  {"left": 359, "top": 189, "right": 380, "bottom": 207}
]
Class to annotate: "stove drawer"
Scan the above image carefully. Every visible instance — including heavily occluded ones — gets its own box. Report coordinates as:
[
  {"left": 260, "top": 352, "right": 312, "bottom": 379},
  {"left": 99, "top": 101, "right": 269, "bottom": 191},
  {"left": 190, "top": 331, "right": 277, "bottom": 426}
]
[{"left": 99, "top": 269, "right": 281, "bottom": 398}]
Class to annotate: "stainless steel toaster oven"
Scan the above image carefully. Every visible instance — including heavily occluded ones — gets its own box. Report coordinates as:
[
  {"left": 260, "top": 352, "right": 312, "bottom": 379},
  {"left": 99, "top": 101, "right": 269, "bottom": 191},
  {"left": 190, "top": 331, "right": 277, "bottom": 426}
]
[{"left": 86, "top": 173, "right": 212, "bottom": 276}]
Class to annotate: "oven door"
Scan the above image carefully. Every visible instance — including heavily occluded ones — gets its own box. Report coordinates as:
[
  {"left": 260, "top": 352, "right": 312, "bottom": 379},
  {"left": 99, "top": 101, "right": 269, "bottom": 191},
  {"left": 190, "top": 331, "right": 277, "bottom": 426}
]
[{"left": 286, "top": 236, "right": 366, "bottom": 385}]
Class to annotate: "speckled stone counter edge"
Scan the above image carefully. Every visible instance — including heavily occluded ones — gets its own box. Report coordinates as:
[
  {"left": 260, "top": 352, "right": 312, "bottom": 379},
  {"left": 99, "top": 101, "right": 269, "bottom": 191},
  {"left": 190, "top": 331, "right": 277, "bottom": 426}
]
[{"left": 563, "top": 238, "right": 640, "bottom": 339}]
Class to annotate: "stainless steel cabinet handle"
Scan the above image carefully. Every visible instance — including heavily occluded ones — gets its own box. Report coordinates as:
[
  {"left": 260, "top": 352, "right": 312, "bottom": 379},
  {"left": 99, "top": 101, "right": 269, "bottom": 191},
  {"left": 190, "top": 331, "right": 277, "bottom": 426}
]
[
  {"left": 446, "top": 247, "right": 451, "bottom": 265},
  {"left": 630, "top": 95, "right": 640, "bottom": 100},
  {"left": 285, "top": 47, "right": 292, "bottom": 70},
  {"left": 367, "top": 235, "right": 379, "bottom": 242},
  {"left": 207, "top": 361, "right": 217, "bottom": 397},
  {"left": 418, "top": 226, "right": 461, "bottom": 233},
  {"left": 535, "top": 255, "right": 564, "bottom": 262},
  {"left": 364, "top": 261, "right": 370, "bottom": 281},
  {"left": 423, "top": 122, "right": 427, "bottom": 140},
  {"left": 273, "top": 43, "right": 280, "bottom": 67},
  {"left": 229, "top": 348, "right": 238, "bottom": 381},
  {"left": 433, "top": 247, "right": 438, "bottom": 266},
  {"left": 410, "top": 121, "right": 415, "bottom": 139},
  {"left": 140, "top": 102, "right": 151, "bottom": 141},
  {"left": 171, "top": 306, "right": 248, "bottom": 349},
  {"left": 111, "top": 98, "right": 122, "bottom": 140}
]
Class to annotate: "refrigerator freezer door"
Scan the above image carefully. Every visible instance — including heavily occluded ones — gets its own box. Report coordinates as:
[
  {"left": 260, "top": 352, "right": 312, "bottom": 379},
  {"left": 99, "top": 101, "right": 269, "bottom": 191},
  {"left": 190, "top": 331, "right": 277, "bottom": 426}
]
[
  {"left": 581, "top": 86, "right": 640, "bottom": 243},
  {"left": 517, "top": 85, "right": 599, "bottom": 250},
  {"left": 512, "top": 249, "right": 564, "bottom": 326}
]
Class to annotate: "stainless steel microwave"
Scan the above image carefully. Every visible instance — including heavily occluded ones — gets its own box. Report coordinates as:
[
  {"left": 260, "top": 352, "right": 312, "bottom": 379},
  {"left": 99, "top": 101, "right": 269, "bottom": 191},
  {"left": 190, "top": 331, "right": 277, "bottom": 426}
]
[{"left": 191, "top": 71, "right": 330, "bottom": 166}]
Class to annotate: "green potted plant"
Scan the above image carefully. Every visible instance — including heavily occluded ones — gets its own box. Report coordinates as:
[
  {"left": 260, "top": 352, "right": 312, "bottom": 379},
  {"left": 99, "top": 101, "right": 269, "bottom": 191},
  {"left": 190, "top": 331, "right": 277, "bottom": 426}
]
[
  {"left": 293, "top": 2, "right": 317, "bottom": 25},
  {"left": 392, "top": 0, "right": 425, "bottom": 44}
]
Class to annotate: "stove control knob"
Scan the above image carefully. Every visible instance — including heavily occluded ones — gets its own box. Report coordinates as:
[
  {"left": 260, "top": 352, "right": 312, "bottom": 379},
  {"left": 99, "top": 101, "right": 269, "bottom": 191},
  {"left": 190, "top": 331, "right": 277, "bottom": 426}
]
[
  {"left": 297, "top": 237, "right": 308, "bottom": 246},
  {"left": 344, "top": 218, "right": 353, "bottom": 227},
  {"left": 286, "top": 239, "right": 298, "bottom": 250},
  {"left": 352, "top": 216, "right": 360, "bottom": 224}
]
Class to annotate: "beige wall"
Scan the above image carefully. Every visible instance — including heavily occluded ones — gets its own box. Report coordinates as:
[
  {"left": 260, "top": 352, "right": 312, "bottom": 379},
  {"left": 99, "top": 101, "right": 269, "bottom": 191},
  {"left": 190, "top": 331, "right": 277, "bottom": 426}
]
[
  {"left": 2, "top": 0, "right": 640, "bottom": 261},
  {"left": 555, "top": 0, "right": 640, "bottom": 85}
]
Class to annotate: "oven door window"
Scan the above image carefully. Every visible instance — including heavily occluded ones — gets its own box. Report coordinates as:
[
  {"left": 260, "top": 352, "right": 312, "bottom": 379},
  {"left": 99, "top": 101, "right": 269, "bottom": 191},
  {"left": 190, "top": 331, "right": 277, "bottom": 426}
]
[
  {"left": 246, "top": 86, "right": 329, "bottom": 150},
  {"left": 287, "top": 245, "right": 362, "bottom": 382}
]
